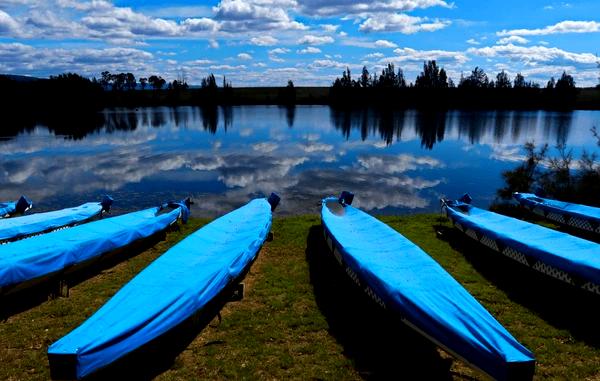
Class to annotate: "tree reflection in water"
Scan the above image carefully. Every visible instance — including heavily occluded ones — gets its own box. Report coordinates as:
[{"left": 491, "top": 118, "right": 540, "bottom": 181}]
[{"left": 1, "top": 106, "right": 585, "bottom": 216}]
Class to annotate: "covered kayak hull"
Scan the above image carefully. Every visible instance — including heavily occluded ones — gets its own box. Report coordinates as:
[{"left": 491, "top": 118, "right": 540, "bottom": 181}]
[
  {"left": 0, "top": 196, "right": 32, "bottom": 218},
  {"left": 443, "top": 197, "right": 600, "bottom": 295},
  {"left": 48, "top": 196, "right": 277, "bottom": 379},
  {"left": 0, "top": 202, "right": 187, "bottom": 295},
  {"left": 0, "top": 196, "right": 113, "bottom": 243},
  {"left": 514, "top": 193, "right": 600, "bottom": 235},
  {"left": 321, "top": 195, "right": 535, "bottom": 381}
]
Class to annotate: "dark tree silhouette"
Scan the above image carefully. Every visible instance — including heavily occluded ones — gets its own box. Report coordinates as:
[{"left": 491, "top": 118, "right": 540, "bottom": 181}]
[
  {"left": 458, "top": 67, "right": 489, "bottom": 88},
  {"left": 100, "top": 71, "right": 111, "bottom": 89},
  {"left": 111, "top": 73, "right": 126, "bottom": 91},
  {"left": 170, "top": 79, "right": 188, "bottom": 90},
  {"left": 139, "top": 77, "right": 148, "bottom": 90},
  {"left": 148, "top": 75, "right": 166, "bottom": 90},
  {"left": 498, "top": 142, "right": 548, "bottom": 199},
  {"left": 513, "top": 73, "right": 526, "bottom": 88},
  {"left": 201, "top": 73, "right": 218, "bottom": 89},
  {"left": 396, "top": 68, "right": 407, "bottom": 88},
  {"left": 439, "top": 68, "right": 448, "bottom": 88},
  {"left": 377, "top": 63, "right": 400, "bottom": 88},
  {"left": 555, "top": 71, "right": 575, "bottom": 90},
  {"left": 415, "top": 60, "right": 448, "bottom": 88},
  {"left": 222, "top": 76, "right": 232, "bottom": 88},
  {"left": 281, "top": 80, "right": 296, "bottom": 104},
  {"left": 499, "top": 139, "right": 600, "bottom": 206},
  {"left": 597, "top": 59, "right": 600, "bottom": 88},
  {"left": 125, "top": 73, "right": 136, "bottom": 90},
  {"left": 496, "top": 70, "right": 512, "bottom": 89},
  {"left": 360, "top": 66, "right": 371, "bottom": 88},
  {"left": 546, "top": 77, "right": 556, "bottom": 89}
]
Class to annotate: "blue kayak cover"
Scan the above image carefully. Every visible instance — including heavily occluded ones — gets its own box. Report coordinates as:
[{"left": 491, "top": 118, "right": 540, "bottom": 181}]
[
  {"left": 321, "top": 195, "right": 534, "bottom": 381},
  {"left": 48, "top": 197, "right": 275, "bottom": 379},
  {"left": 514, "top": 192, "right": 600, "bottom": 234},
  {"left": 0, "top": 196, "right": 32, "bottom": 218},
  {"left": 443, "top": 197, "right": 600, "bottom": 295},
  {"left": 0, "top": 202, "right": 187, "bottom": 293},
  {"left": 0, "top": 196, "right": 113, "bottom": 243}
]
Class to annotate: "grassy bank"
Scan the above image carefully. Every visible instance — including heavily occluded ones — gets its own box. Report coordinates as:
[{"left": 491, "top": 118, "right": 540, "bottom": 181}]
[{"left": 1, "top": 215, "right": 599, "bottom": 380}]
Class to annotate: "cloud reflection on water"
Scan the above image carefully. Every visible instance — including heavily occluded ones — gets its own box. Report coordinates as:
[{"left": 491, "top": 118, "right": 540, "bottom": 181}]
[{"left": 1, "top": 105, "right": 596, "bottom": 216}]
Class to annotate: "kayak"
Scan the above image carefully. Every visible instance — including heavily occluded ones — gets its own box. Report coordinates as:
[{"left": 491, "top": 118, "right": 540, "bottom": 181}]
[
  {"left": 0, "top": 196, "right": 113, "bottom": 243},
  {"left": 0, "top": 195, "right": 32, "bottom": 218},
  {"left": 514, "top": 192, "right": 600, "bottom": 235},
  {"left": 322, "top": 192, "right": 535, "bottom": 380},
  {"left": 443, "top": 194, "right": 600, "bottom": 296},
  {"left": 48, "top": 194, "right": 280, "bottom": 379},
  {"left": 0, "top": 200, "right": 189, "bottom": 295}
]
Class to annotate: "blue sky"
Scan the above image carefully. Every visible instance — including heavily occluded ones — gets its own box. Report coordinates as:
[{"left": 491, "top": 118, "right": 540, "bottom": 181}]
[{"left": 0, "top": 0, "right": 599, "bottom": 86}]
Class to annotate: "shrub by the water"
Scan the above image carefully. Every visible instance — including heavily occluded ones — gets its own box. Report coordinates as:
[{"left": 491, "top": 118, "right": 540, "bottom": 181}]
[{"left": 498, "top": 130, "right": 600, "bottom": 206}]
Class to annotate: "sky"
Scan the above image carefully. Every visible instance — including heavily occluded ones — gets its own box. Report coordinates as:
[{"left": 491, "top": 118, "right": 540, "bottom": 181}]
[{"left": 0, "top": 0, "right": 599, "bottom": 87}]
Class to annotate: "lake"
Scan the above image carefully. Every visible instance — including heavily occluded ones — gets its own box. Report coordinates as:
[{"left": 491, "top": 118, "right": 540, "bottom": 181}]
[{"left": 1, "top": 106, "right": 599, "bottom": 216}]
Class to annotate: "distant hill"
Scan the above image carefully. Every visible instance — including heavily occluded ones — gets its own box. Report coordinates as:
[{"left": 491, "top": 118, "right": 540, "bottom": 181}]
[{"left": 0, "top": 74, "right": 44, "bottom": 82}]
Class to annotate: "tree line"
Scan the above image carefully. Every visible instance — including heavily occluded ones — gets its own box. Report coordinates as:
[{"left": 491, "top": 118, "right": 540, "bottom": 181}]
[
  {"left": 98, "top": 71, "right": 183, "bottom": 91},
  {"left": 329, "top": 60, "right": 583, "bottom": 109},
  {"left": 96, "top": 71, "right": 235, "bottom": 91},
  {"left": 333, "top": 61, "right": 576, "bottom": 90},
  {"left": 0, "top": 63, "right": 597, "bottom": 114}
]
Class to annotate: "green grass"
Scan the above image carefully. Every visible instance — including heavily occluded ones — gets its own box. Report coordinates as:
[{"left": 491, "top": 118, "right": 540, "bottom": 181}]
[{"left": 1, "top": 215, "right": 599, "bottom": 380}]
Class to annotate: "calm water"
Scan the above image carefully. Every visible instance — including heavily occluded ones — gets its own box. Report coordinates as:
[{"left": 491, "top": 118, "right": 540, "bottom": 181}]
[{"left": 1, "top": 106, "right": 599, "bottom": 216}]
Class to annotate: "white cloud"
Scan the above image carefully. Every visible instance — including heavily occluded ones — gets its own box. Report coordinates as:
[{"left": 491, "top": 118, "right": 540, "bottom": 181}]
[
  {"left": 249, "top": 35, "right": 278, "bottom": 46},
  {"left": 252, "top": 142, "right": 278, "bottom": 153},
  {"left": 389, "top": 47, "right": 469, "bottom": 64},
  {"left": 296, "top": 0, "right": 452, "bottom": 17},
  {"left": 359, "top": 13, "right": 450, "bottom": 34},
  {"left": 0, "top": 42, "right": 154, "bottom": 75},
  {"left": 310, "top": 59, "right": 347, "bottom": 69},
  {"left": 237, "top": 52, "right": 252, "bottom": 60},
  {"left": 468, "top": 44, "right": 598, "bottom": 65},
  {"left": 81, "top": 6, "right": 182, "bottom": 38},
  {"left": 181, "top": 17, "right": 219, "bottom": 32},
  {"left": 214, "top": 0, "right": 306, "bottom": 32},
  {"left": 466, "top": 38, "right": 480, "bottom": 45},
  {"left": 357, "top": 154, "right": 443, "bottom": 174},
  {"left": 543, "top": 2, "right": 573, "bottom": 11},
  {"left": 496, "top": 35, "right": 529, "bottom": 45},
  {"left": 364, "top": 52, "right": 385, "bottom": 59},
  {"left": 209, "top": 64, "right": 246, "bottom": 70},
  {"left": 0, "top": 0, "right": 307, "bottom": 43},
  {"left": 142, "top": 5, "right": 213, "bottom": 19},
  {"left": 321, "top": 24, "right": 339, "bottom": 32},
  {"left": 297, "top": 46, "right": 321, "bottom": 54},
  {"left": 498, "top": 20, "right": 600, "bottom": 36},
  {"left": 299, "top": 142, "right": 333, "bottom": 153},
  {"left": 269, "top": 47, "right": 290, "bottom": 55},
  {"left": 268, "top": 47, "right": 290, "bottom": 62},
  {"left": 374, "top": 39, "right": 398, "bottom": 48},
  {"left": 0, "top": 9, "right": 21, "bottom": 35},
  {"left": 188, "top": 59, "right": 214, "bottom": 66},
  {"left": 298, "top": 34, "right": 334, "bottom": 45},
  {"left": 208, "top": 39, "right": 219, "bottom": 48}
]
